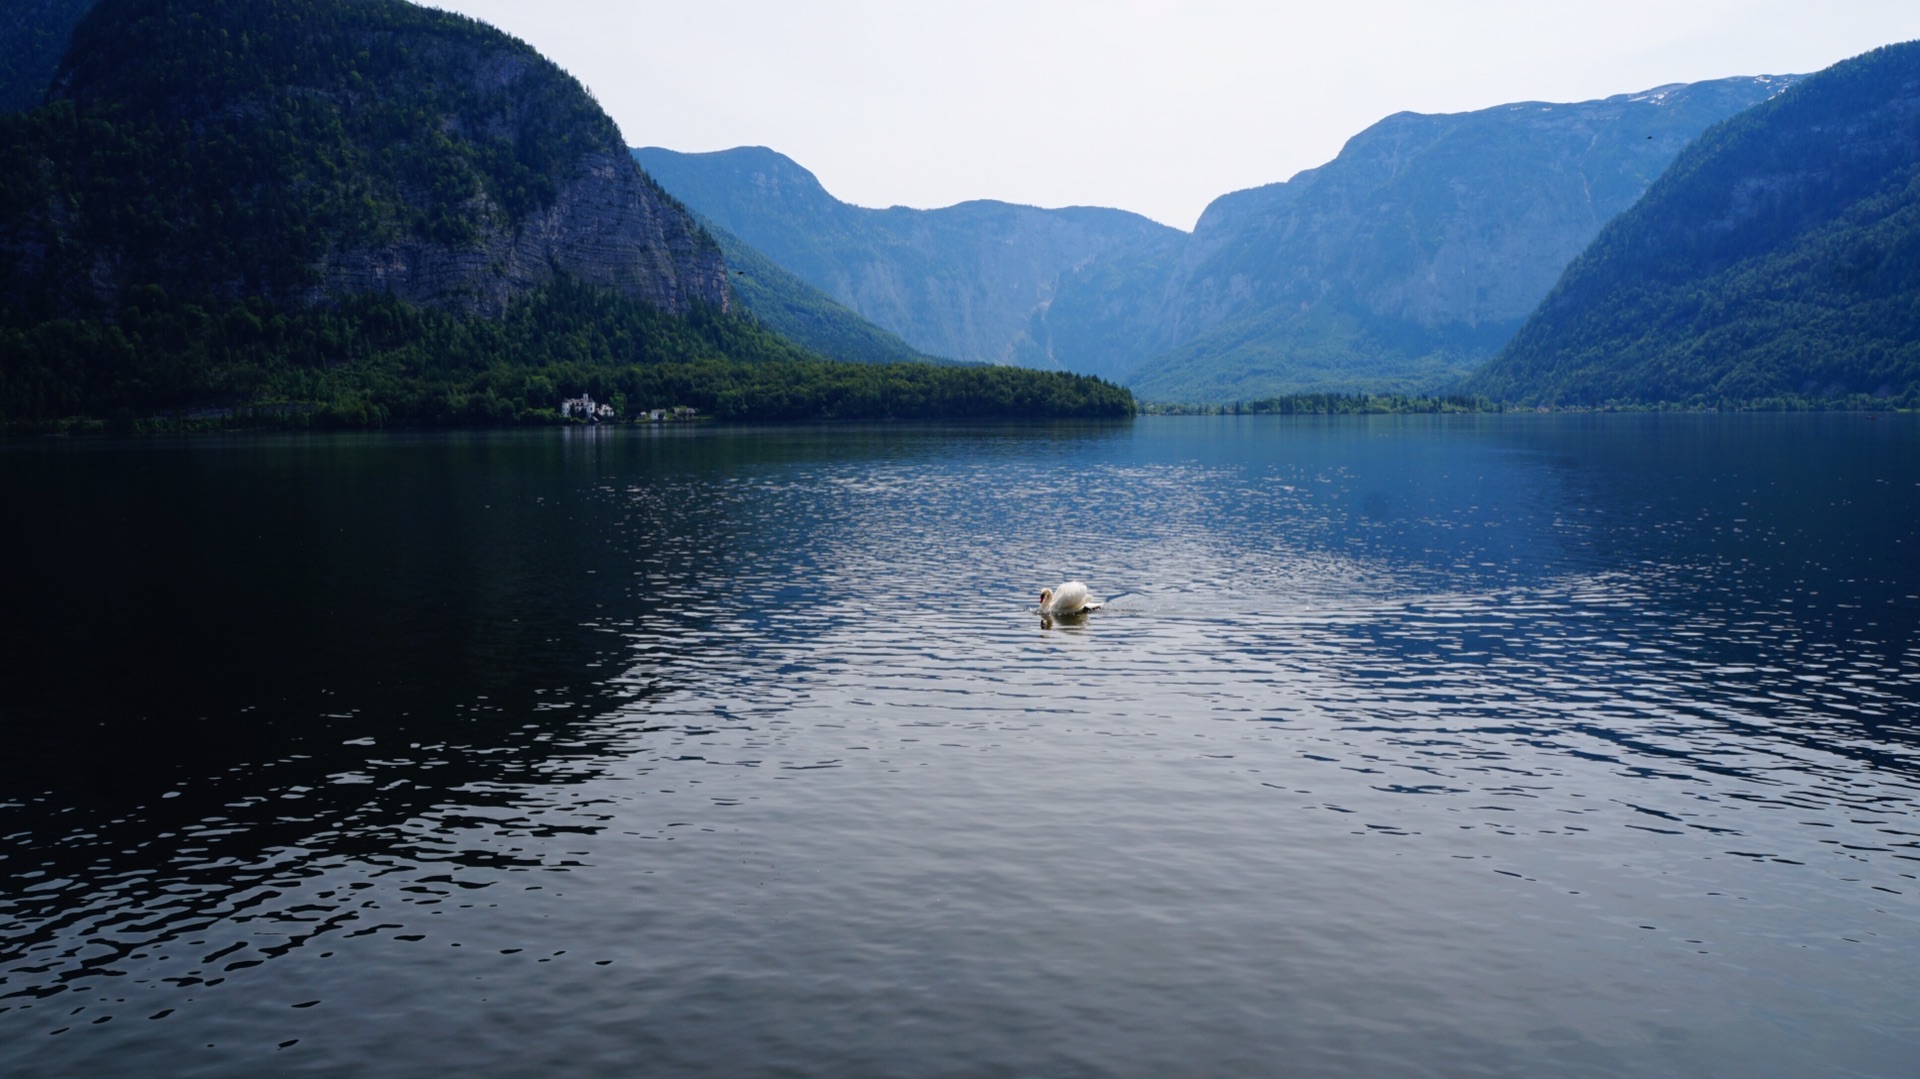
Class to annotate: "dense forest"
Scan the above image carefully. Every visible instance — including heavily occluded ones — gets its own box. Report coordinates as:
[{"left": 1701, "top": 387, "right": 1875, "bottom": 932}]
[
  {"left": 0, "top": 0, "right": 1132, "bottom": 427},
  {"left": 0, "top": 276, "right": 1133, "bottom": 429},
  {"left": 2, "top": 0, "right": 654, "bottom": 308},
  {"left": 1472, "top": 42, "right": 1920, "bottom": 408}
]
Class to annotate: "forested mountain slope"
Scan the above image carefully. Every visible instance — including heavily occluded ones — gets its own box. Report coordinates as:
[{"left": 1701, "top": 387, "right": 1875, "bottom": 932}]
[
  {"left": 1470, "top": 42, "right": 1920, "bottom": 407},
  {"left": 2, "top": 0, "right": 729, "bottom": 321}
]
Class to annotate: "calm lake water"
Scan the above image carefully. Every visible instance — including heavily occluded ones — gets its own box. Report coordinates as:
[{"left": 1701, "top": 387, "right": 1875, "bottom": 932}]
[{"left": 2, "top": 415, "right": 1917, "bottom": 1077}]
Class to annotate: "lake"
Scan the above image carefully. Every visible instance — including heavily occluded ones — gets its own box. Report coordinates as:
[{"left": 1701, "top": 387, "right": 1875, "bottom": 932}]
[{"left": 2, "top": 414, "right": 1917, "bottom": 1077}]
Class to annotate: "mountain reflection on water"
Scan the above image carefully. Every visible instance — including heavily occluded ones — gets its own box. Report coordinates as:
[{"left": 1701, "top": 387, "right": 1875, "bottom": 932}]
[{"left": 1, "top": 416, "right": 1916, "bottom": 1077}]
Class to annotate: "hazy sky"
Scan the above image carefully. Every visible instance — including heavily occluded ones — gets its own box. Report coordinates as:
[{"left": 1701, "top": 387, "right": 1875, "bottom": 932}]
[{"left": 430, "top": 1, "right": 1920, "bottom": 229}]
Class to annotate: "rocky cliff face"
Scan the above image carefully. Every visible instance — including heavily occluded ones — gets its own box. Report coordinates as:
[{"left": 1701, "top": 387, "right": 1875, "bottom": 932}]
[
  {"left": 3, "top": 0, "right": 726, "bottom": 320},
  {"left": 1187, "top": 78, "right": 1794, "bottom": 325},
  {"left": 315, "top": 147, "right": 728, "bottom": 318},
  {"left": 635, "top": 146, "right": 1177, "bottom": 366}
]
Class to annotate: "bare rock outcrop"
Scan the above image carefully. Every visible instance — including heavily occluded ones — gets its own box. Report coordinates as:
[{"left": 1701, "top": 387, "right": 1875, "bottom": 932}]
[{"left": 320, "top": 149, "right": 728, "bottom": 318}]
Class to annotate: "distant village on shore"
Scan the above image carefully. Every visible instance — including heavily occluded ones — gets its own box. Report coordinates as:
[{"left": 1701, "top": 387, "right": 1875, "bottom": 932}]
[{"left": 558, "top": 394, "right": 700, "bottom": 424}]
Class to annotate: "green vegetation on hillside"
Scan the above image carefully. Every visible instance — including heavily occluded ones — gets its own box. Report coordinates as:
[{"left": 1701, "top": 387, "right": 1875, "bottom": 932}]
[
  {"left": 2, "top": 0, "right": 640, "bottom": 311},
  {"left": 1474, "top": 43, "right": 1920, "bottom": 407},
  {"left": 1124, "top": 302, "right": 1513, "bottom": 403},
  {"left": 0, "top": 276, "right": 1134, "bottom": 427}
]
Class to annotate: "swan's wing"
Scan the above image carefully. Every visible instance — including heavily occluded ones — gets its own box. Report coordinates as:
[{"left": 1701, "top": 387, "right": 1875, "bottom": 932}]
[{"left": 1055, "top": 581, "right": 1089, "bottom": 611}]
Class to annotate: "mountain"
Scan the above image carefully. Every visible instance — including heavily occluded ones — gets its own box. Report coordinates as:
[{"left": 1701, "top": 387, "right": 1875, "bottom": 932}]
[
  {"left": 1470, "top": 43, "right": 1920, "bottom": 407},
  {"left": 0, "top": 0, "right": 98, "bottom": 112},
  {"left": 633, "top": 145, "right": 1182, "bottom": 366},
  {"left": 700, "top": 217, "right": 952, "bottom": 365},
  {"left": 3, "top": 0, "right": 728, "bottom": 322},
  {"left": 639, "top": 78, "right": 1793, "bottom": 403},
  {"left": 1060, "top": 76, "right": 1798, "bottom": 401},
  {"left": 0, "top": 0, "right": 1132, "bottom": 425}
]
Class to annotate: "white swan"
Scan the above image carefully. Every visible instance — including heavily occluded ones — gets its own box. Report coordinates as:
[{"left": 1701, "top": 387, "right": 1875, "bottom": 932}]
[{"left": 1038, "top": 581, "right": 1102, "bottom": 615}]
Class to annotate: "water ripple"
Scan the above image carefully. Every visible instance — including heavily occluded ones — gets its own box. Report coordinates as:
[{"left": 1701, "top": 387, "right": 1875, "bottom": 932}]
[{"left": 2, "top": 416, "right": 1918, "bottom": 1076}]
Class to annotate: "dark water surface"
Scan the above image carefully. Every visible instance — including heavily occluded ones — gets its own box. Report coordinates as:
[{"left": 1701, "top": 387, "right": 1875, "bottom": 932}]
[{"left": 2, "top": 415, "right": 1917, "bottom": 1077}]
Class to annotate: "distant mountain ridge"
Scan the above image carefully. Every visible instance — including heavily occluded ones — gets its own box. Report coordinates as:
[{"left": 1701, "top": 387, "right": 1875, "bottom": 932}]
[
  {"left": 1470, "top": 42, "right": 1920, "bottom": 406},
  {"left": 1063, "top": 75, "right": 1799, "bottom": 400},
  {"left": 633, "top": 145, "right": 1180, "bottom": 366},
  {"left": 641, "top": 76, "right": 1795, "bottom": 402}
]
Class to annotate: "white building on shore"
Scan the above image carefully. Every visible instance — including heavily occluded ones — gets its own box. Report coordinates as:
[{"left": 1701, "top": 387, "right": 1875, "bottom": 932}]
[{"left": 560, "top": 394, "right": 614, "bottom": 421}]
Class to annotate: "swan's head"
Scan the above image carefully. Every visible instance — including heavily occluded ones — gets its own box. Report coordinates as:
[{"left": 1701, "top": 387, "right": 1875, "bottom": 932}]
[{"left": 1038, "top": 587, "right": 1054, "bottom": 609}]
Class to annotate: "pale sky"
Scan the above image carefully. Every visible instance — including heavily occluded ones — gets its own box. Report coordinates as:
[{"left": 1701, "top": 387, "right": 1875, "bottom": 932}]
[{"left": 430, "top": 1, "right": 1920, "bottom": 229}]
